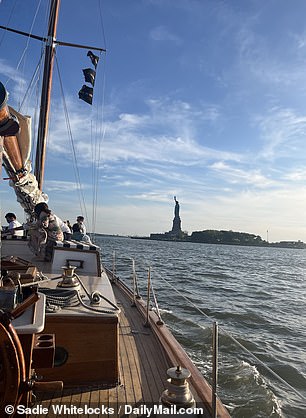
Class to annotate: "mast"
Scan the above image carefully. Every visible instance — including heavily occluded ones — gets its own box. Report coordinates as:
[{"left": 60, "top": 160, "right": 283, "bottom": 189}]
[
  {"left": 0, "top": 0, "right": 105, "bottom": 197},
  {"left": 34, "top": 0, "right": 60, "bottom": 190}
]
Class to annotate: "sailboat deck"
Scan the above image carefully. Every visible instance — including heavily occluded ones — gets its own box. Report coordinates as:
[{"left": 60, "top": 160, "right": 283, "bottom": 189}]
[
  {"left": 33, "top": 283, "right": 174, "bottom": 417},
  {"left": 1, "top": 240, "right": 215, "bottom": 416}
]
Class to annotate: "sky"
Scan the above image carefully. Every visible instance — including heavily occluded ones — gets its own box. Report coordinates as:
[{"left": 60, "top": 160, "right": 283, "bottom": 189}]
[{"left": 2, "top": 0, "right": 306, "bottom": 241}]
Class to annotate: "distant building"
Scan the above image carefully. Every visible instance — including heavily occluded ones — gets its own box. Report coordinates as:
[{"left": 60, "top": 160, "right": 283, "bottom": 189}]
[{"left": 150, "top": 197, "right": 188, "bottom": 241}]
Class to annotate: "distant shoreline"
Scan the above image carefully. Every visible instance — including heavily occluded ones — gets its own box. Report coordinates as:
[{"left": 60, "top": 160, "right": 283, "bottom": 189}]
[
  {"left": 130, "top": 236, "right": 306, "bottom": 249},
  {"left": 131, "top": 229, "right": 306, "bottom": 249},
  {"left": 94, "top": 232, "right": 306, "bottom": 249}
]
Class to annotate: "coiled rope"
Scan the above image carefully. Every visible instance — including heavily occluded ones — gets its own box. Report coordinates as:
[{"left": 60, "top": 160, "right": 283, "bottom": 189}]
[{"left": 38, "top": 274, "right": 120, "bottom": 315}]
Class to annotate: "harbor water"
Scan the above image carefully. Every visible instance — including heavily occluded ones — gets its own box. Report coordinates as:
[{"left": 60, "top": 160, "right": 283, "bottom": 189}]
[{"left": 97, "top": 235, "right": 306, "bottom": 418}]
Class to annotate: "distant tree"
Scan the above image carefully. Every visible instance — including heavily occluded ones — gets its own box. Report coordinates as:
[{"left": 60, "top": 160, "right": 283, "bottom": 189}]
[{"left": 189, "top": 230, "right": 265, "bottom": 246}]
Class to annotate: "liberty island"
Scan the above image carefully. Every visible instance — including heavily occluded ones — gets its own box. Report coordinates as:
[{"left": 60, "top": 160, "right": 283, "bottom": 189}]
[{"left": 148, "top": 197, "right": 306, "bottom": 248}]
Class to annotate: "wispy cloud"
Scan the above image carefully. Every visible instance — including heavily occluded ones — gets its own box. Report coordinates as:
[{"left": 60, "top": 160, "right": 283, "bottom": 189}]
[
  {"left": 210, "top": 161, "right": 275, "bottom": 188},
  {"left": 283, "top": 168, "right": 306, "bottom": 182},
  {"left": 3, "top": 0, "right": 306, "bottom": 241},
  {"left": 44, "top": 180, "right": 86, "bottom": 192},
  {"left": 149, "top": 26, "right": 181, "bottom": 44},
  {"left": 256, "top": 107, "right": 306, "bottom": 160},
  {"left": 45, "top": 95, "right": 239, "bottom": 169},
  {"left": 0, "top": 59, "right": 29, "bottom": 105}
]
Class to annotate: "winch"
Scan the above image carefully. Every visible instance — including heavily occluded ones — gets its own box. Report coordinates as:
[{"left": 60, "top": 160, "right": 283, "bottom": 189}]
[
  {"left": 57, "top": 265, "right": 80, "bottom": 288},
  {"left": 160, "top": 365, "right": 196, "bottom": 409}
]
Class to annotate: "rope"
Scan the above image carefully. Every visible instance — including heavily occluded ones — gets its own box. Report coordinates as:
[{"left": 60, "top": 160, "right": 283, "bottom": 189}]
[
  {"left": 74, "top": 273, "right": 120, "bottom": 312},
  {"left": 89, "top": 0, "right": 107, "bottom": 235},
  {"left": 31, "top": 57, "right": 43, "bottom": 164},
  {"left": 39, "top": 284, "right": 120, "bottom": 315},
  {"left": 98, "top": 0, "right": 107, "bottom": 50},
  {"left": 4, "top": 0, "right": 43, "bottom": 94},
  {"left": 76, "top": 292, "right": 119, "bottom": 315},
  {"left": 0, "top": 0, "right": 18, "bottom": 48},
  {"left": 55, "top": 56, "right": 89, "bottom": 220},
  {"left": 92, "top": 66, "right": 107, "bottom": 235},
  {"left": 90, "top": 52, "right": 107, "bottom": 235},
  {"left": 39, "top": 287, "right": 80, "bottom": 312},
  {"left": 18, "top": 51, "right": 44, "bottom": 113}
]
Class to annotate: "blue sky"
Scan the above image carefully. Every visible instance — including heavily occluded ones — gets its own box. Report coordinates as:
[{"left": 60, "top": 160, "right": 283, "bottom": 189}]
[{"left": 2, "top": 0, "right": 306, "bottom": 241}]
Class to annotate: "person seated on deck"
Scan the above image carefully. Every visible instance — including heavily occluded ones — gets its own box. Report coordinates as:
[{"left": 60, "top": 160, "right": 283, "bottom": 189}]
[
  {"left": 72, "top": 216, "right": 92, "bottom": 244},
  {"left": 60, "top": 220, "right": 72, "bottom": 240},
  {"left": 28, "top": 202, "right": 64, "bottom": 261},
  {"left": 2, "top": 213, "right": 24, "bottom": 237}
]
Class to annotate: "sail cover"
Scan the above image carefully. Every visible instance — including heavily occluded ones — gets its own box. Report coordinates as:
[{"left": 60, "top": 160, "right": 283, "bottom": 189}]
[{"left": 1, "top": 103, "right": 48, "bottom": 215}]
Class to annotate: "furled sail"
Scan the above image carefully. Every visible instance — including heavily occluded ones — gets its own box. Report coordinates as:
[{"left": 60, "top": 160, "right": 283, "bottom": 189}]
[
  {"left": 8, "top": 107, "right": 31, "bottom": 166},
  {"left": 0, "top": 82, "right": 48, "bottom": 216}
]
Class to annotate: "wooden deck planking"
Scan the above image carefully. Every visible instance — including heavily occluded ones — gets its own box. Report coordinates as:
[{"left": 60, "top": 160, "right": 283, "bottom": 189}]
[
  {"left": 33, "top": 279, "right": 171, "bottom": 417},
  {"left": 3, "top": 241, "right": 228, "bottom": 417},
  {"left": 117, "top": 324, "right": 140, "bottom": 405},
  {"left": 115, "top": 287, "right": 169, "bottom": 403},
  {"left": 117, "top": 290, "right": 157, "bottom": 402}
]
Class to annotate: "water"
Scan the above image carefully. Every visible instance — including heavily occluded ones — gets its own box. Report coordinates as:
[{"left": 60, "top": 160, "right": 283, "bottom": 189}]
[{"left": 97, "top": 236, "right": 306, "bottom": 418}]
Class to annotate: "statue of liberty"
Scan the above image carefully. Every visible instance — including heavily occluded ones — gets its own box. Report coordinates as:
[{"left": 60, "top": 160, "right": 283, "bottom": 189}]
[
  {"left": 174, "top": 196, "right": 180, "bottom": 218},
  {"left": 172, "top": 196, "right": 181, "bottom": 234}
]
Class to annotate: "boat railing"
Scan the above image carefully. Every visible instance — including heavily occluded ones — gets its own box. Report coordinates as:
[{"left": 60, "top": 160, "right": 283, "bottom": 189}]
[
  {"left": 130, "top": 259, "right": 163, "bottom": 326},
  {"left": 131, "top": 258, "right": 141, "bottom": 304},
  {"left": 212, "top": 321, "right": 218, "bottom": 418},
  {"left": 149, "top": 275, "right": 164, "bottom": 325},
  {"left": 108, "top": 255, "right": 222, "bottom": 413},
  {"left": 107, "top": 252, "right": 306, "bottom": 409},
  {"left": 154, "top": 264, "right": 306, "bottom": 405}
]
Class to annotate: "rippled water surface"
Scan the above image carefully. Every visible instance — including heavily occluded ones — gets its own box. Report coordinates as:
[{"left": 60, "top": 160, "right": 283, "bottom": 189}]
[{"left": 97, "top": 236, "right": 306, "bottom": 418}]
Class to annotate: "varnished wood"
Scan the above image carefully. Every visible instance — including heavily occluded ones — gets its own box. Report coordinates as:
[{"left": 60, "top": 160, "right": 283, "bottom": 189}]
[
  {"left": 3, "top": 136, "right": 23, "bottom": 171},
  {"left": 1, "top": 238, "right": 229, "bottom": 416},
  {"left": 0, "top": 106, "right": 10, "bottom": 124},
  {"left": 0, "top": 323, "right": 21, "bottom": 412},
  {"left": 37, "top": 316, "right": 119, "bottom": 385},
  {"left": 32, "top": 279, "right": 217, "bottom": 417},
  {"left": 34, "top": 0, "right": 60, "bottom": 189}
]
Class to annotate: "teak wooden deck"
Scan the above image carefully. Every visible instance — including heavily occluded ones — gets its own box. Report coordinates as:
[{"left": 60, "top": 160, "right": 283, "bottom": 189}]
[
  {"left": 33, "top": 282, "right": 176, "bottom": 417},
  {"left": 1, "top": 239, "right": 229, "bottom": 417}
]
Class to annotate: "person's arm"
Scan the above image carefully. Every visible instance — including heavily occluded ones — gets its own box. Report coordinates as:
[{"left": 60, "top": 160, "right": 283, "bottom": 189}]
[{"left": 1, "top": 225, "right": 23, "bottom": 235}]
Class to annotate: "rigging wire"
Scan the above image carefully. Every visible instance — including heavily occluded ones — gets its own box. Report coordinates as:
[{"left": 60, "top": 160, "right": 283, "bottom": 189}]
[
  {"left": 90, "top": 0, "right": 107, "bottom": 236},
  {"left": 1, "top": 0, "right": 49, "bottom": 163},
  {"left": 31, "top": 0, "right": 50, "bottom": 168},
  {"left": 16, "top": 50, "right": 44, "bottom": 165},
  {"left": 0, "top": 0, "right": 18, "bottom": 48},
  {"left": 170, "top": 287, "right": 306, "bottom": 402},
  {"left": 18, "top": 51, "right": 44, "bottom": 113},
  {"left": 31, "top": 52, "right": 44, "bottom": 166},
  {"left": 98, "top": 0, "right": 107, "bottom": 50},
  {"left": 55, "top": 56, "right": 89, "bottom": 221},
  {"left": 107, "top": 252, "right": 306, "bottom": 403},
  {"left": 149, "top": 264, "right": 306, "bottom": 403},
  {"left": 1, "top": 0, "right": 107, "bottom": 235},
  {"left": 91, "top": 54, "right": 107, "bottom": 237},
  {"left": 4, "top": 0, "right": 43, "bottom": 95}
]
